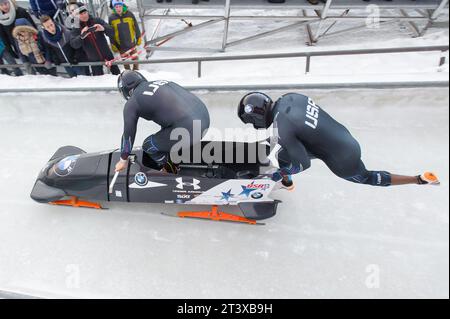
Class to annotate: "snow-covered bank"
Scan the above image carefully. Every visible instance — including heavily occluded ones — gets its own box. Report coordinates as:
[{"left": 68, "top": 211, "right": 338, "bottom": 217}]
[{"left": 0, "top": 71, "right": 447, "bottom": 93}]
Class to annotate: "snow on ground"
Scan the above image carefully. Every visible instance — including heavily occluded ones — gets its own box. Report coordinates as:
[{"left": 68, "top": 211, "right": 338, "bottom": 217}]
[{"left": 0, "top": 88, "right": 448, "bottom": 298}]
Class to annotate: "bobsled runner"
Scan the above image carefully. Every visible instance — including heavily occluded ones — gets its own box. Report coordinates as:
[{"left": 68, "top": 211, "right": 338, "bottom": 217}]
[{"left": 30, "top": 141, "right": 281, "bottom": 225}]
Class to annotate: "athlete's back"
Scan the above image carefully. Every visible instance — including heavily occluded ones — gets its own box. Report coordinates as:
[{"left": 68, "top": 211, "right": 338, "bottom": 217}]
[
  {"left": 120, "top": 80, "right": 210, "bottom": 161},
  {"left": 273, "top": 93, "right": 355, "bottom": 159},
  {"left": 129, "top": 80, "right": 209, "bottom": 128}
]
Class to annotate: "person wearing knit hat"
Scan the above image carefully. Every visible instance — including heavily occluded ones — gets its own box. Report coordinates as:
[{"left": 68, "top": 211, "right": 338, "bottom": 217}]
[
  {"left": 112, "top": 0, "right": 124, "bottom": 7},
  {"left": 108, "top": 0, "right": 141, "bottom": 71},
  {"left": 65, "top": 2, "right": 87, "bottom": 30},
  {"left": 70, "top": 7, "right": 120, "bottom": 76}
]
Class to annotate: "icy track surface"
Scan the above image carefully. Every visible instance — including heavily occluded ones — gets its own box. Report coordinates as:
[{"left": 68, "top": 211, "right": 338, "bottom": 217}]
[{"left": 0, "top": 88, "right": 448, "bottom": 298}]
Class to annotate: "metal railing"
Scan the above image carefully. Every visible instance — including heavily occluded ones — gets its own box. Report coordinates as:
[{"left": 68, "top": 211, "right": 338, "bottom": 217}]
[
  {"left": 137, "top": 0, "right": 449, "bottom": 51},
  {"left": 1, "top": 81, "right": 448, "bottom": 94},
  {"left": 1, "top": 45, "right": 448, "bottom": 78}
]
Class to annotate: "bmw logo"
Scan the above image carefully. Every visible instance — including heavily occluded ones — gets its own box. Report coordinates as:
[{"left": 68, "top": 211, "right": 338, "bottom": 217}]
[
  {"left": 135, "top": 172, "right": 148, "bottom": 186},
  {"left": 54, "top": 155, "right": 80, "bottom": 177},
  {"left": 251, "top": 192, "right": 263, "bottom": 199}
]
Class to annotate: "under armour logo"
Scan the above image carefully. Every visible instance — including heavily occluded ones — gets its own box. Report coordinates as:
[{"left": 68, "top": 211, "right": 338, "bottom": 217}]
[{"left": 176, "top": 178, "right": 201, "bottom": 190}]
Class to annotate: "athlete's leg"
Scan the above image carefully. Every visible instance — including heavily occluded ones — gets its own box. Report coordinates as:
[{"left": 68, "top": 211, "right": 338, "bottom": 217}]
[
  {"left": 391, "top": 173, "right": 440, "bottom": 186},
  {"left": 142, "top": 128, "right": 173, "bottom": 167},
  {"left": 323, "top": 134, "right": 439, "bottom": 186},
  {"left": 391, "top": 175, "right": 424, "bottom": 185},
  {"left": 143, "top": 114, "right": 210, "bottom": 172},
  {"left": 275, "top": 142, "right": 311, "bottom": 180},
  {"left": 272, "top": 136, "right": 312, "bottom": 191},
  {"left": 341, "top": 160, "right": 393, "bottom": 187},
  {"left": 340, "top": 161, "right": 437, "bottom": 186}
]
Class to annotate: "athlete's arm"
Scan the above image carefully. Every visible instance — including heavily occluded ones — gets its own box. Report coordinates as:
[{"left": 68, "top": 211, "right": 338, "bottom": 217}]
[{"left": 120, "top": 101, "right": 139, "bottom": 161}]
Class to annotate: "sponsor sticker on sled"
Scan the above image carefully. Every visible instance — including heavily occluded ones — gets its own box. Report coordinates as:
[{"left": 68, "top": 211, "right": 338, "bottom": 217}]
[
  {"left": 135, "top": 172, "right": 148, "bottom": 187},
  {"left": 247, "top": 181, "right": 271, "bottom": 191},
  {"left": 176, "top": 178, "right": 201, "bottom": 190},
  {"left": 53, "top": 155, "right": 80, "bottom": 177}
]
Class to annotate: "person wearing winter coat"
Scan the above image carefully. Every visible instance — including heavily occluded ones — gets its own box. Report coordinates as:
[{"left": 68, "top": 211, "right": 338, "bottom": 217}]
[
  {"left": 108, "top": 0, "right": 141, "bottom": 71},
  {"left": 0, "top": 36, "right": 11, "bottom": 75},
  {"left": 12, "top": 17, "right": 56, "bottom": 75},
  {"left": 65, "top": 0, "right": 82, "bottom": 29},
  {"left": 40, "top": 15, "right": 89, "bottom": 77},
  {"left": 70, "top": 5, "right": 120, "bottom": 76},
  {"left": 0, "top": 33, "right": 18, "bottom": 74},
  {"left": 0, "top": 0, "right": 34, "bottom": 75},
  {"left": 29, "top": 0, "right": 63, "bottom": 19}
]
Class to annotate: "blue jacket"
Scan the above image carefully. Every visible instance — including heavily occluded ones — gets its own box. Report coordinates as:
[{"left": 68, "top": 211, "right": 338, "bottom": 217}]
[
  {"left": 0, "top": 38, "right": 5, "bottom": 56},
  {"left": 29, "top": 0, "right": 63, "bottom": 18}
]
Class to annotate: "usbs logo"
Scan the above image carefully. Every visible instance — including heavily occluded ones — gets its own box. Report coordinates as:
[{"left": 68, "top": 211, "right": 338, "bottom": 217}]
[
  {"left": 239, "top": 181, "right": 271, "bottom": 197},
  {"left": 135, "top": 172, "right": 148, "bottom": 187},
  {"left": 246, "top": 181, "right": 271, "bottom": 191},
  {"left": 54, "top": 155, "right": 80, "bottom": 177}
]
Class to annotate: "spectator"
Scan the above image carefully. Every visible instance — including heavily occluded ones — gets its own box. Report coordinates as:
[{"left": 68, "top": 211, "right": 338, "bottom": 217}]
[
  {"left": 0, "top": 0, "right": 36, "bottom": 76},
  {"left": 109, "top": 0, "right": 141, "bottom": 71},
  {"left": 12, "top": 18, "right": 56, "bottom": 75},
  {"left": 0, "top": 36, "right": 11, "bottom": 75},
  {"left": 70, "top": 5, "right": 120, "bottom": 76},
  {"left": 0, "top": 35, "right": 19, "bottom": 75},
  {"left": 65, "top": 1, "right": 83, "bottom": 29},
  {"left": 29, "top": 0, "right": 64, "bottom": 19},
  {"left": 64, "top": 1, "right": 91, "bottom": 74},
  {"left": 40, "top": 14, "right": 89, "bottom": 77}
]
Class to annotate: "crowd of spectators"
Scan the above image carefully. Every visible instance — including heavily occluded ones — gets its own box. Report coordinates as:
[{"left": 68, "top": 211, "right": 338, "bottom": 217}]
[{"left": 0, "top": 0, "right": 141, "bottom": 77}]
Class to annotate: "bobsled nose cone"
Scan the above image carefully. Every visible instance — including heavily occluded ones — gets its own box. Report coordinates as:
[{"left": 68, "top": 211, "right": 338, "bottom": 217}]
[{"left": 30, "top": 180, "right": 66, "bottom": 203}]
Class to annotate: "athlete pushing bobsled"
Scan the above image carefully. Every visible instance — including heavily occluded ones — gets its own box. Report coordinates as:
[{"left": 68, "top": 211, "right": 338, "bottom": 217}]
[
  {"left": 114, "top": 71, "right": 210, "bottom": 173},
  {"left": 237, "top": 92, "right": 441, "bottom": 190}
]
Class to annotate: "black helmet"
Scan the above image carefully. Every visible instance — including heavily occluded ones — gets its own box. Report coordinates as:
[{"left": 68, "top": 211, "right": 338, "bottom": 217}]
[
  {"left": 118, "top": 70, "right": 147, "bottom": 100},
  {"left": 238, "top": 92, "right": 274, "bottom": 129}
]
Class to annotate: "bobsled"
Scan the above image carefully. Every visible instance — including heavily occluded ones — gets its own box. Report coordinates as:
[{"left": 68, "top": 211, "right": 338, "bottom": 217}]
[{"left": 30, "top": 141, "right": 281, "bottom": 225}]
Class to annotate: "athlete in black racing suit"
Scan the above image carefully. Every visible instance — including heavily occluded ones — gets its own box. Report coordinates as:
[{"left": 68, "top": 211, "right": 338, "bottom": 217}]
[
  {"left": 115, "top": 71, "right": 210, "bottom": 173},
  {"left": 238, "top": 92, "right": 440, "bottom": 190}
]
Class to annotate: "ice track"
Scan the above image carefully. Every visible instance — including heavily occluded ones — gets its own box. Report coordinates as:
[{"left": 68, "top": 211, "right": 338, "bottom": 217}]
[{"left": 0, "top": 88, "right": 448, "bottom": 298}]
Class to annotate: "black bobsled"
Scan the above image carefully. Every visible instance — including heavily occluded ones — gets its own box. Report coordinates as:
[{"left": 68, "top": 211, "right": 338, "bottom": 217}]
[{"left": 30, "top": 141, "right": 281, "bottom": 223}]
